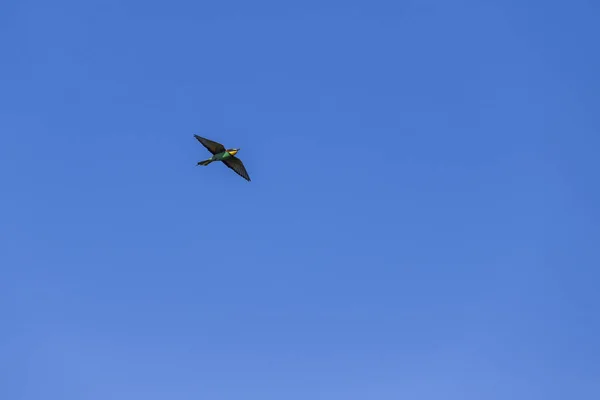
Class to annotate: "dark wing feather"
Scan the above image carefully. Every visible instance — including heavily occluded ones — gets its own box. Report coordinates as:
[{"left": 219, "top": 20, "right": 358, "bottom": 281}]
[
  {"left": 194, "top": 135, "right": 226, "bottom": 155},
  {"left": 223, "top": 156, "right": 251, "bottom": 181}
]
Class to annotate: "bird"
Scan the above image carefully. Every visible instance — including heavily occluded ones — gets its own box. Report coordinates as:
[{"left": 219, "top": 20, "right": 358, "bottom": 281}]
[{"left": 194, "top": 134, "right": 251, "bottom": 181}]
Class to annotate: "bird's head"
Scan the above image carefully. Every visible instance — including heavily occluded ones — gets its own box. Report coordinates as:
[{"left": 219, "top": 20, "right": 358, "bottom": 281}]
[{"left": 228, "top": 148, "right": 240, "bottom": 156}]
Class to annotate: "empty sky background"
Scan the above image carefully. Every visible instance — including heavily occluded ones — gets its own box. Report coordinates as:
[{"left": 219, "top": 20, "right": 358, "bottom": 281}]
[{"left": 1, "top": 0, "right": 599, "bottom": 399}]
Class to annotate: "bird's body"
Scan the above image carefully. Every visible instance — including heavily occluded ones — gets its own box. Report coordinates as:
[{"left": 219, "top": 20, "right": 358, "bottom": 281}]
[
  {"left": 194, "top": 135, "right": 251, "bottom": 181},
  {"left": 201, "top": 148, "right": 239, "bottom": 163}
]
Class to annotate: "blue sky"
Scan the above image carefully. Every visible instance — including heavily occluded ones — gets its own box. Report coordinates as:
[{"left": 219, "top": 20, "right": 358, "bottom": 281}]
[{"left": 1, "top": 0, "right": 599, "bottom": 398}]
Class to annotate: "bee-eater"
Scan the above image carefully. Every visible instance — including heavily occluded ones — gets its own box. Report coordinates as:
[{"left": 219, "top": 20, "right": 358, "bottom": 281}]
[{"left": 194, "top": 134, "right": 251, "bottom": 181}]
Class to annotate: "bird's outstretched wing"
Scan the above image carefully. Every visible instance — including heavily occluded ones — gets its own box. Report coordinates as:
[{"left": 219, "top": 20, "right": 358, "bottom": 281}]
[
  {"left": 223, "top": 156, "right": 251, "bottom": 181},
  {"left": 194, "top": 135, "right": 226, "bottom": 155}
]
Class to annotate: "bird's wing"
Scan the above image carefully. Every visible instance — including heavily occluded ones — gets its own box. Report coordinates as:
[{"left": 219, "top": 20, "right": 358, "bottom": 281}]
[
  {"left": 223, "top": 156, "right": 251, "bottom": 181},
  {"left": 194, "top": 135, "right": 226, "bottom": 155}
]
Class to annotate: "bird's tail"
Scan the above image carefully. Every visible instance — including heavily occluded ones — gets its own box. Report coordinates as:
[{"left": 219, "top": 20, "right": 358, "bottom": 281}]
[{"left": 197, "top": 159, "right": 213, "bottom": 166}]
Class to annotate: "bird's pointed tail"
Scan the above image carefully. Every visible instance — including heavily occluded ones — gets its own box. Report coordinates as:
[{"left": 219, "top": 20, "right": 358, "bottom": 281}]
[{"left": 197, "top": 159, "right": 213, "bottom": 166}]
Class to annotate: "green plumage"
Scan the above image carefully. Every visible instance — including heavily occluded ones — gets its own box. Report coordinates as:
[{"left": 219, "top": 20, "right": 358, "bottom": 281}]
[{"left": 194, "top": 135, "right": 251, "bottom": 181}]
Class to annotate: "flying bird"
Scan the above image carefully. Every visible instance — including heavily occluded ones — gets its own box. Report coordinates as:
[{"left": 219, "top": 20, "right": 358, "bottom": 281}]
[{"left": 194, "top": 134, "right": 251, "bottom": 181}]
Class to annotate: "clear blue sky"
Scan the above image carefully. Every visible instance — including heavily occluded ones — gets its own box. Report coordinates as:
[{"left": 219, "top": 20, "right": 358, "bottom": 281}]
[{"left": 2, "top": 0, "right": 599, "bottom": 399}]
